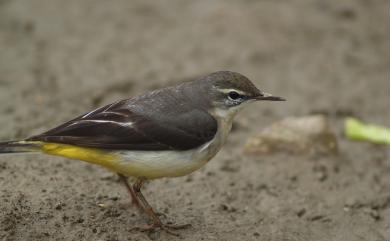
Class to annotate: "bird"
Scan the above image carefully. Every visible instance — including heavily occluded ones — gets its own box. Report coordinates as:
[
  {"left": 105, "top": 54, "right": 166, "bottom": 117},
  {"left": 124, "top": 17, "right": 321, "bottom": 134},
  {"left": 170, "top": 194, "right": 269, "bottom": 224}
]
[{"left": 0, "top": 71, "right": 284, "bottom": 235}]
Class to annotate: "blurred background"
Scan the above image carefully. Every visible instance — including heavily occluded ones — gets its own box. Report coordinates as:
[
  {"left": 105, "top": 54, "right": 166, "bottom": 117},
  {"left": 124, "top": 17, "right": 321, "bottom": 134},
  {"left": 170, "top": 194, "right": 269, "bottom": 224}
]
[{"left": 0, "top": 0, "right": 389, "bottom": 240}]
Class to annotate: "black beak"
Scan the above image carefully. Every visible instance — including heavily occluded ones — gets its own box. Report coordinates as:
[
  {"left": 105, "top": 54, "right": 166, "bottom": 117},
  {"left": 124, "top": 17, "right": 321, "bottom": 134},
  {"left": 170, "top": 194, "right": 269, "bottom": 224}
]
[{"left": 254, "top": 92, "right": 286, "bottom": 101}]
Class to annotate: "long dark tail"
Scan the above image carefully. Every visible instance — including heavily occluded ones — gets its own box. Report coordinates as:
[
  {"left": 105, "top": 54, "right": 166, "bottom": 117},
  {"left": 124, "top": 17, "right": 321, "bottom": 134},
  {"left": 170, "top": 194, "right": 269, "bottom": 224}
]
[{"left": 0, "top": 141, "right": 41, "bottom": 154}]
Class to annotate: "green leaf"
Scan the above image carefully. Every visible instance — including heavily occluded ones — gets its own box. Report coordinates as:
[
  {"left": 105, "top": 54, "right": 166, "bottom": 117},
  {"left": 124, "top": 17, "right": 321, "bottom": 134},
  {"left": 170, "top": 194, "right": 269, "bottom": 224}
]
[{"left": 345, "top": 118, "right": 390, "bottom": 145}]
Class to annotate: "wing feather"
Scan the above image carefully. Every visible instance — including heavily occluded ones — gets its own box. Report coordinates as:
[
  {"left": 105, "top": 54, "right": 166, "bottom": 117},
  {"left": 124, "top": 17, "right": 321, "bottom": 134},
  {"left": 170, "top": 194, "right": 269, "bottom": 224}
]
[{"left": 27, "top": 100, "right": 217, "bottom": 151}]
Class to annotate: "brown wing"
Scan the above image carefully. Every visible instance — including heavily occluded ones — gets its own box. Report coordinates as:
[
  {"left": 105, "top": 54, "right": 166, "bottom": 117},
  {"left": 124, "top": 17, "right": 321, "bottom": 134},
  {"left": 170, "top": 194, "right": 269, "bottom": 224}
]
[{"left": 27, "top": 100, "right": 218, "bottom": 151}]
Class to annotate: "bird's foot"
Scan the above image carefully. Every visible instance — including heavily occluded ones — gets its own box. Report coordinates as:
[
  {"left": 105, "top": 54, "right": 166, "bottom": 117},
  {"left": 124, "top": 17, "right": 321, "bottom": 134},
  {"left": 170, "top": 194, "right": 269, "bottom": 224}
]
[{"left": 131, "top": 222, "right": 192, "bottom": 236}]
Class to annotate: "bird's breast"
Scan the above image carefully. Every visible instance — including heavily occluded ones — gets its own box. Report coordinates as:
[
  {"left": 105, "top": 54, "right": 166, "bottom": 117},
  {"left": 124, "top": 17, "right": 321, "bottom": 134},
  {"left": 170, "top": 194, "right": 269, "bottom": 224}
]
[{"left": 195, "top": 118, "right": 232, "bottom": 162}]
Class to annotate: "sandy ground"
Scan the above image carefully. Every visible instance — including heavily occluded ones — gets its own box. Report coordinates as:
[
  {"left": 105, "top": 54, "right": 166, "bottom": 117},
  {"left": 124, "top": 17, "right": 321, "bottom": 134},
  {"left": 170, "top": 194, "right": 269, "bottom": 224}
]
[{"left": 1, "top": 0, "right": 390, "bottom": 240}]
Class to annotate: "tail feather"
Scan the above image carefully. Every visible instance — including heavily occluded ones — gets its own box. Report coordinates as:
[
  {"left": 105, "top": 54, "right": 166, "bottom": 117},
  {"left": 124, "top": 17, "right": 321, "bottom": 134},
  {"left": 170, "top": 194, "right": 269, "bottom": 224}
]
[{"left": 0, "top": 141, "right": 40, "bottom": 154}]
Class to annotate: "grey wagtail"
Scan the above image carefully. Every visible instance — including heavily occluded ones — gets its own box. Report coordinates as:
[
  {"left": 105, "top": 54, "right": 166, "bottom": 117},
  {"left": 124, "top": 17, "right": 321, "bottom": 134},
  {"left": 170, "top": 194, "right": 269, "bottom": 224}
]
[{"left": 0, "top": 71, "right": 284, "bottom": 235}]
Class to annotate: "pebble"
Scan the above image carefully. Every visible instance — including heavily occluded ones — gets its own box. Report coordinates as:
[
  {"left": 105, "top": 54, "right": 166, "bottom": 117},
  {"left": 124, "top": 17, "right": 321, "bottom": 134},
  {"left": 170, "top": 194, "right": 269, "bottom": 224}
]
[{"left": 244, "top": 115, "right": 338, "bottom": 155}]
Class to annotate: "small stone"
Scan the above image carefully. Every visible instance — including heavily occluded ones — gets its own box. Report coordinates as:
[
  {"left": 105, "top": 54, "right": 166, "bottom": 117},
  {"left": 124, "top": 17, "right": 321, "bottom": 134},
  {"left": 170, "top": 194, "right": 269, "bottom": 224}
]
[
  {"left": 316, "top": 171, "right": 327, "bottom": 181},
  {"left": 244, "top": 115, "right": 338, "bottom": 156},
  {"left": 344, "top": 197, "right": 359, "bottom": 208},
  {"left": 55, "top": 204, "right": 62, "bottom": 210},
  {"left": 363, "top": 208, "right": 381, "bottom": 221},
  {"left": 307, "top": 214, "right": 325, "bottom": 221},
  {"left": 220, "top": 204, "right": 229, "bottom": 211},
  {"left": 370, "top": 210, "right": 381, "bottom": 221},
  {"left": 98, "top": 203, "right": 106, "bottom": 208},
  {"left": 76, "top": 218, "right": 84, "bottom": 223},
  {"left": 296, "top": 208, "right": 306, "bottom": 217},
  {"left": 109, "top": 195, "right": 119, "bottom": 201},
  {"left": 219, "top": 204, "right": 237, "bottom": 212}
]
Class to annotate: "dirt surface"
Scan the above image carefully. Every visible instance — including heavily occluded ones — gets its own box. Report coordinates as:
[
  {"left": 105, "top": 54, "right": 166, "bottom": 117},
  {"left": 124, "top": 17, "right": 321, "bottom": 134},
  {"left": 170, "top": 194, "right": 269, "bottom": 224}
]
[{"left": 1, "top": 0, "right": 390, "bottom": 240}]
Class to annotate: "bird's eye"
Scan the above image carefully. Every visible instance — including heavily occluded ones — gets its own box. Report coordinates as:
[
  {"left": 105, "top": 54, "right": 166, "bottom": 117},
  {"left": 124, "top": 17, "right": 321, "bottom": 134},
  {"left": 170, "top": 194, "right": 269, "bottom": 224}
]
[{"left": 228, "top": 91, "right": 240, "bottom": 100}]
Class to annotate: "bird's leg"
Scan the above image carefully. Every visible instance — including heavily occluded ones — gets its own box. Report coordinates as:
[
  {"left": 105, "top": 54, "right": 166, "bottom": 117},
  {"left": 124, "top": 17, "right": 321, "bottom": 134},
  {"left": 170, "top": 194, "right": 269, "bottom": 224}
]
[
  {"left": 131, "top": 178, "right": 191, "bottom": 236},
  {"left": 117, "top": 174, "right": 142, "bottom": 211},
  {"left": 133, "top": 178, "right": 163, "bottom": 225}
]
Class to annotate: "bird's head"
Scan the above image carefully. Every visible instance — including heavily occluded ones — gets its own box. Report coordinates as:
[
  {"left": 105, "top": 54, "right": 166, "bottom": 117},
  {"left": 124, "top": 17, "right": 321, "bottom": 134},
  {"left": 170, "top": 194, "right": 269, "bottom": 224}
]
[{"left": 198, "top": 71, "right": 285, "bottom": 120}]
